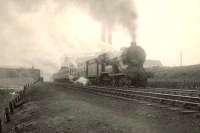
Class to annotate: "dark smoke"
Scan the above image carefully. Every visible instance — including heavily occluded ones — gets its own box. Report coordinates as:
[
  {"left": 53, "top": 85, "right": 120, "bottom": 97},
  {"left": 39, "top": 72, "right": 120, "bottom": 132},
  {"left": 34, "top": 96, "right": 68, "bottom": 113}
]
[
  {"left": 54, "top": 0, "right": 137, "bottom": 39},
  {"left": 85, "top": 0, "right": 137, "bottom": 39}
]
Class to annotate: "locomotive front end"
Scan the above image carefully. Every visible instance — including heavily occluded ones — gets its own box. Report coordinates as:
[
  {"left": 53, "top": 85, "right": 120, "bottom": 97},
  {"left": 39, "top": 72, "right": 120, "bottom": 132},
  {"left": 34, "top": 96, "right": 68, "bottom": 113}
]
[{"left": 122, "top": 42, "right": 148, "bottom": 87}]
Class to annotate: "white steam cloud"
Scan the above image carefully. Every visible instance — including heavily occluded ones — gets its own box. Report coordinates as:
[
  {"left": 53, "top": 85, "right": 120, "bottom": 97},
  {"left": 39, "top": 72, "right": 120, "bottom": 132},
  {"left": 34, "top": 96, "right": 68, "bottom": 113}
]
[{"left": 0, "top": 0, "right": 136, "bottom": 80}]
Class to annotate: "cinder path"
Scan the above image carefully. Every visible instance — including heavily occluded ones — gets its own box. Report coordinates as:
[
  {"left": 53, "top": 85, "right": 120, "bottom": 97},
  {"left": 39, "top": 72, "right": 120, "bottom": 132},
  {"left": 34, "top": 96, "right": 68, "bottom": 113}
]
[{"left": 5, "top": 82, "right": 200, "bottom": 133}]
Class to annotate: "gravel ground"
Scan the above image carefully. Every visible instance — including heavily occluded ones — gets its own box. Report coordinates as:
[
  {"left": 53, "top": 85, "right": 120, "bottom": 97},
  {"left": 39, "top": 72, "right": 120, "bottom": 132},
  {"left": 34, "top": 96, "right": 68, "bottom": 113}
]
[{"left": 4, "top": 82, "right": 200, "bottom": 133}]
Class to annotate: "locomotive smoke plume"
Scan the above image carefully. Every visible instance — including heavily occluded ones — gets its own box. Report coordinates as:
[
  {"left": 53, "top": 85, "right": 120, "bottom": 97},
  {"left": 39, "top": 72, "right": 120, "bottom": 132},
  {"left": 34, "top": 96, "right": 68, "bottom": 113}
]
[
  {"left": 57, "top": 0, "right": 137, "bottom": 40},
  {"left": 0, "top": 0, "right": 137, "bottom": 80},
  {"left": 85, "top": 0, "right": 137, "bottom": 40}
]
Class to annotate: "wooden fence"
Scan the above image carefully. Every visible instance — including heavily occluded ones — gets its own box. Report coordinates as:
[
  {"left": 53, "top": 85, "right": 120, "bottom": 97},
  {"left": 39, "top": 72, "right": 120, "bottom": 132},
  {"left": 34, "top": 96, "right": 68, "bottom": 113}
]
[{"left": 0, "top": 78, "right": 42, "bottom": 133}]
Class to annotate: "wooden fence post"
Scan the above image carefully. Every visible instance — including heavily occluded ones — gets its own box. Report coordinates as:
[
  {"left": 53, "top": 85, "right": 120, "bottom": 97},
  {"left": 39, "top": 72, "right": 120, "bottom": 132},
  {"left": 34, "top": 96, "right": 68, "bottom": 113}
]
[
  {"left": 18, "top": 95, "right": 21, "bottom": 101},
  {"left": 9, "top": 102, "right": 13, "bottom": 114},
  {"left": 12, "top": 99, "right": 16, "bottom": 109},
  {"left": 16, "top": 95, "right": 19, "bottom": 102},
  {"left": 14, "top": 98, "right": 18, "bottom": 107},
  {"left": 4, "top": 107, "right": 10, "bottom": 122},
  {"left": 0, "top": 118, "right": 2, "bottom": 133}
]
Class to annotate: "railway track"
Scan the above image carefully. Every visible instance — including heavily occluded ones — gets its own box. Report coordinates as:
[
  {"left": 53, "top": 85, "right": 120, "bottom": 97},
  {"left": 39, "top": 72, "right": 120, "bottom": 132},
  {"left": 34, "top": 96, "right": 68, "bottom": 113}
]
[
  {"left": 129, "top": 87, "right": 200, "bottom": 97},
  {"left": 69, "top": 84, "right": 200, "bottom": 112}
]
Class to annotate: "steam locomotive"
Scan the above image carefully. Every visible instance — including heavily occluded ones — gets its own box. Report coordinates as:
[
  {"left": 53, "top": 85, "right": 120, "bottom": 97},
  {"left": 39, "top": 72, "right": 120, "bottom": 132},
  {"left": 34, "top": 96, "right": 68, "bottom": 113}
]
[
  {"left": 86, "top": 42, "right": 148, "bottom": 87},
  {"left": 53, "top": 42, "right": 148, "bottom": 87}
]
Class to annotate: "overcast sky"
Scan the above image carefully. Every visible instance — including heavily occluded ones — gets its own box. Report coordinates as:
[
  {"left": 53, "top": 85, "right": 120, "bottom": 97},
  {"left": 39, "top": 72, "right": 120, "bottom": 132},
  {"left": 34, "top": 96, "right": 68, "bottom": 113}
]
[
  {"left": 0, "top": 0, "right": 199, "bottom": 76},
  {"left": 136, "top": 0, "right": 200, "bottom": 66}
]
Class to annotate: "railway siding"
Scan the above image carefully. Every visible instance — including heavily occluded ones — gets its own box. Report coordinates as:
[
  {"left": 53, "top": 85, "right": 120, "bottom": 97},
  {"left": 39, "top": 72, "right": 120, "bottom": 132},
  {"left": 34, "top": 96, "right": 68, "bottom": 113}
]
[{"left": 69, "top": 84, "right": 200, "bottom": 112}]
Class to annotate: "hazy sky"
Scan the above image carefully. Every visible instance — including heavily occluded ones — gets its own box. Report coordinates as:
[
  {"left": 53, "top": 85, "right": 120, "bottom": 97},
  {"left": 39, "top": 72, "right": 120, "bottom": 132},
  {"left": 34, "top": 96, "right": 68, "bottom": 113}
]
[
  {"left": 0, "top": 0, "right": 199, "bottom": 77},
  {"left": 135, "top": 0, "right": 200, "bottom": 66}
]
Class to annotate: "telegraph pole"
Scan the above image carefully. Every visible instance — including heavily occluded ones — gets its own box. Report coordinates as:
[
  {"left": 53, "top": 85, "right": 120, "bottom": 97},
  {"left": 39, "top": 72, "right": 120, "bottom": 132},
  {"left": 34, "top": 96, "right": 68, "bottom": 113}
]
[{"left": 180, "top": 51, "right": 183, "bottom": 66}]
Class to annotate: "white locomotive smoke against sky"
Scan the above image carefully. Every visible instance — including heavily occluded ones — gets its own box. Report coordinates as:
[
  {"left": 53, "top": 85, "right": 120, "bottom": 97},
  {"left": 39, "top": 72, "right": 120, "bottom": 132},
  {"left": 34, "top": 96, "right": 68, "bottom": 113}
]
[
  {"left": 0, "top": 0, "right": 200, "bottom": 80},
  {"left": 0, "top": 0, "right": 136, "bottom": 80}
]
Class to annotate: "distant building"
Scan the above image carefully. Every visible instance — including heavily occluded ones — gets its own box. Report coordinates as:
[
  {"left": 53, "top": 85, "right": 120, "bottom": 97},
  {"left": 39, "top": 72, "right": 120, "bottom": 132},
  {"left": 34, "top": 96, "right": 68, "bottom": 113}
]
[
  {"left": 0, "top": 67, "right": 40, "bottom": 88},
  {"left": 144, "top": 60, "right": 162, "bottom": 68}
]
